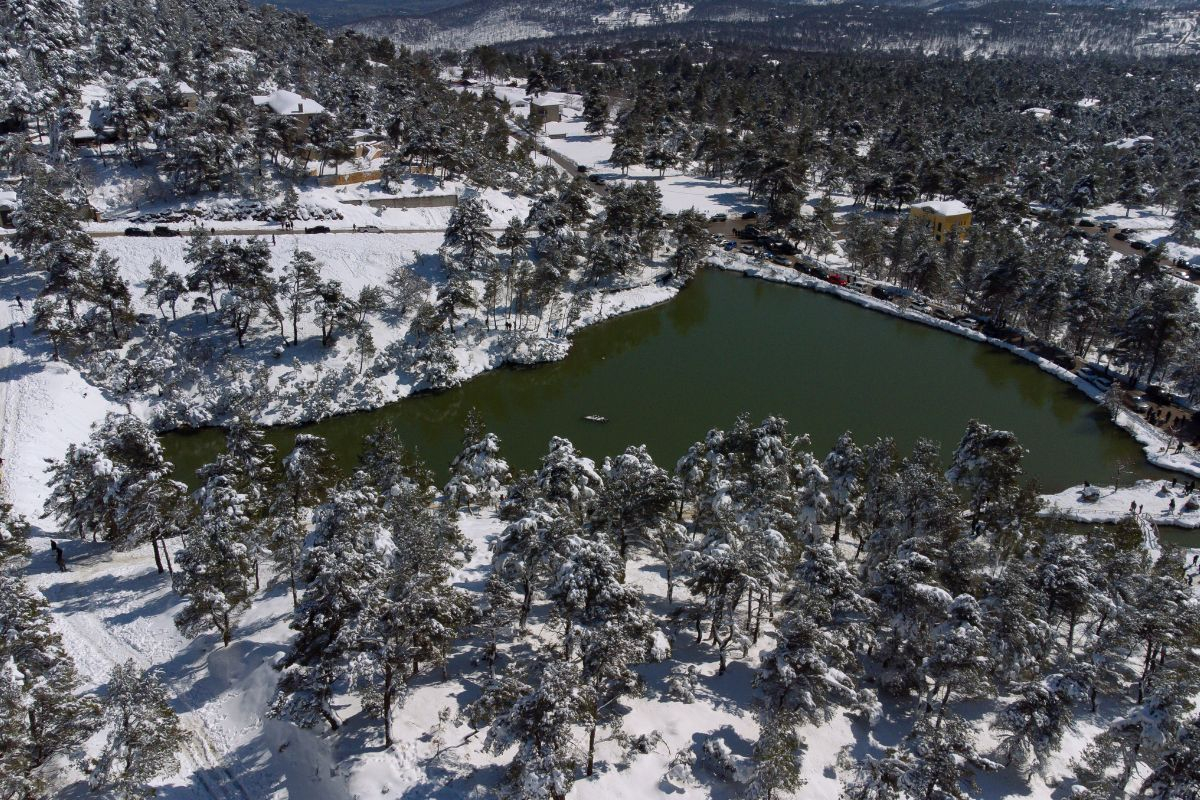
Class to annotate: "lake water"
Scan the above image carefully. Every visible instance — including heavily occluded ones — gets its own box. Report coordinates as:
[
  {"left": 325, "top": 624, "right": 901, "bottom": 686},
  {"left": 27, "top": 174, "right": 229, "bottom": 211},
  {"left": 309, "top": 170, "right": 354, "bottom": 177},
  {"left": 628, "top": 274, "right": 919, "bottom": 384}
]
[{"left": 162, "top": 268, "right": 1170, "bottom": 501}]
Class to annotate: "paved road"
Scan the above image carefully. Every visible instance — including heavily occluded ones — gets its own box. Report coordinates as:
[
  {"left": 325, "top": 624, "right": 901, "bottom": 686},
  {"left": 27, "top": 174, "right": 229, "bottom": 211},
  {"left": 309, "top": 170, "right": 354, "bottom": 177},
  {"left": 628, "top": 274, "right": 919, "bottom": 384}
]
[{"left": 0, "top": 226, "right": 506, "bottom": 240}]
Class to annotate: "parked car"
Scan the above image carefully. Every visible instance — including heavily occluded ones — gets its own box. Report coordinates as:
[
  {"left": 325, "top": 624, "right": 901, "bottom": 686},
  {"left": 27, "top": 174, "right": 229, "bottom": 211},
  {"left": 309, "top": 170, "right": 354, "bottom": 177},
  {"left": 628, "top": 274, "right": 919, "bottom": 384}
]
[
  {"left": 723, "top": 241, "right": 736, "bottom": 251},
  {"left": 1100, "top": 221, "right": 1117, "bottom": 231},
  {"left": 1120, "top": 228, "right": 1137, "bottom": 235},
  {"left": 359, "top": 225, "right": 382, "bottom": 233},
  {"left": 1078, "top": 219, "right": 1096, "bottom": 228},
  {"left": 772, "top": 254, "right": 790, "bottom": 266},
  {"left": 739, "top": 245, "right": 756, "bottom": 255},
  {"left": 742, "top": 225, "right": 762, "bottom": 239},
  {"left": 124, "top": 227, "right": 151, "bottom": 237},
  {"left": 305, "top": 225, "right": 331, "bottom": 234},
  {"left": 825, "top": 273, "right": 849, "bottom": 287},
  {"left": 849, "top": 280, "right": 870, "bottom": 293},
  {"left": 1129, "top": 394, "right": 1151, "bottom": 413},
  {"left": 710, "top": 213, "right": 728, "bottom": 223},
  {"left": 576, "top": 165, "right": 589, "bottom": 173},
  {"left": 152, "top": 225, "right": 179, "bottom": 237},
  {"left": 1113, "top": 232, "right": 1128, "bottom": 241},
  {"left": 587, "top": 174, "right": 605, "bottom": 185},
  {"left": 740, "top": 211, "right": 757, "bottom": 220},
  {"left": 1130, "top": 240, "right": 1148, "bottom": 250}
]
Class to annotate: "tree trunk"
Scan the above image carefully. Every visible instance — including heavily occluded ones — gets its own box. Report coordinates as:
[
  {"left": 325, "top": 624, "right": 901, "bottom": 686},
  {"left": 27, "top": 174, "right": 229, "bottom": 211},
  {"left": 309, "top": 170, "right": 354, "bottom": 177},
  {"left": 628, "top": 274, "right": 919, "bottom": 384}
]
[
  {"left": 151, "top": 538, "right": 164, "bottom": 574},
  {"left": 587, "top": 723, "right": 597, "bottom": 776},
  {"left": 160, "top": 537, "right": 173, "bottom": 574}
]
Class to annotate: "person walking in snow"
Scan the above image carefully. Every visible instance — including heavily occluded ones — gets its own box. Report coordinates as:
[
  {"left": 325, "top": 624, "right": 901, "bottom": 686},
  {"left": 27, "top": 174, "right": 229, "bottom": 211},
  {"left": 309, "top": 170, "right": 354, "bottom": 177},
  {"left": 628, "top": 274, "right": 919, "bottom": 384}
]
[{"left": 50, "top": 540, "right": 66, "bottom": 572}]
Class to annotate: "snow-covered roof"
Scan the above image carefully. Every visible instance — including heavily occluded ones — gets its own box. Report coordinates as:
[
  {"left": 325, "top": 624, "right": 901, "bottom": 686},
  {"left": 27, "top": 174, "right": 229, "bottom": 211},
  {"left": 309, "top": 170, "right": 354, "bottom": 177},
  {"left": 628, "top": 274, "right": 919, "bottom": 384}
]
[
  {"left": 1022, "top": 107, "right": 1052, "bottom": 118},
  {"left": 252, "top": 89, "right": 324, "bottom": 117},
  {"left": 0, "top": 189, "right": 17, "bottom": 207},
  {"left": 1077, "top": 97, "right": 1100, "bottom": 108},
  {"left": 1106, "top": 135, "right": 1154, "bottom": 150},
  {"left": 127, "top": 76, "right": 196, "bottom": 96},
  {"left": 530, "top": 98, "right": 561, "bottom": 109},
  {"left": 913, "top": 199, "right": 972, "bottom": 217}
]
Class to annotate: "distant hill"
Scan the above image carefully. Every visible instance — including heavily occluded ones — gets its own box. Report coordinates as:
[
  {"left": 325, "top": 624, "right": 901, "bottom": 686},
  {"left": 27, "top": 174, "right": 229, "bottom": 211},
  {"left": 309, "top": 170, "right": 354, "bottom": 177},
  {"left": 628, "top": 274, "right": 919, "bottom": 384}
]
[
  {"left": 257, "top": 0, "right": 1191, "bottom": 30},
  {"left": 339, "top": 0, "right": 1199, "bottom": 57}
]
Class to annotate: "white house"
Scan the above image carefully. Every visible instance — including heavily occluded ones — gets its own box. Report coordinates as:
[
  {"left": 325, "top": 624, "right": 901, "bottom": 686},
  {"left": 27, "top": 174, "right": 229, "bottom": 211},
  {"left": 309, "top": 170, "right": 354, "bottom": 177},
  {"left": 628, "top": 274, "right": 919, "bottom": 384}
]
[{"left": 251, "top": 89, "right": 325, "bottom": 125}]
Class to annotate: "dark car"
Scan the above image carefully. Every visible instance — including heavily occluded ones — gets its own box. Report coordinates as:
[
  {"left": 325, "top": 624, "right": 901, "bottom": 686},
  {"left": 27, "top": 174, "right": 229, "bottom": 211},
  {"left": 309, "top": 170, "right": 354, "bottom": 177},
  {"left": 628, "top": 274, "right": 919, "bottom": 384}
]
[
  {"left": 587, "top": 174, "right": 602, "bottom": 184},
  {"left": 124, "top": 227, "right": 151, "bottom": 237},
  {"left": 152, "top": 225, "right": 179, "bottom": 237},
  {"left": 305, "top": 225, "right": 331, "bottom": 234},
  {"left": 710, "top": 213, "right": 728, "bottom": 223},
  {"left": 1078, "top": 219, "right": 1096, "bottom": 228},
  {"left": 1114, "top": 232, "right": 1128, "bottom": 241},
  {"left": 576, "top": 165, "right": 589, "bottom": 173},
  {"left": 740, "top": 211, "right": 757, "bottom": 220},
  {"left": 1130, "top": 240, "right": 1148, "bottom": 251},
  {"left": 742, "top": 225, "right": 762, "bottom": 239}
]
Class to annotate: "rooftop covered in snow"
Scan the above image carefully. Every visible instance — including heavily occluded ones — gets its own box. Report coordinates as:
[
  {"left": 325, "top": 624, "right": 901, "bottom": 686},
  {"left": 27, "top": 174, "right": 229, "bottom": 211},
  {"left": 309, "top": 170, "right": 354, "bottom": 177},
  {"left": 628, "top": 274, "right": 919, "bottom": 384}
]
[
  {"left": 252, "top": 89, "right": 324, "bottom": 117},
  {"left": 912, "top": 199, "right": 972, "bottom": 217}
]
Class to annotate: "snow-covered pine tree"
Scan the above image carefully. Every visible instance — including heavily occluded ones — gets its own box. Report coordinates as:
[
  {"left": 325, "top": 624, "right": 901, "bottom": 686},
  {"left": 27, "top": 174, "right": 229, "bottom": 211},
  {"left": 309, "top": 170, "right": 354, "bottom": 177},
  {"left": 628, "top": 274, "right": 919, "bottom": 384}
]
[
  {"left": 747, "top": 708, "right": 806, "bottom": 800},
  {"left": 483, "top": 658, "right": 591, "bottom": 800},
  {"left": 595, "top": 444, "right": 678, "bottom": 577},
  {"left": 992, "top": 673, "right": 1081, "bottom": 775},
  {"left": 442, "top": 195, "right": 497, "bottom": 278},
  {"left": 921, "top": 594, "right": 992, "bottom": 719},
  {"left": 533, "top": 436, "right": 604, "bottom": 521},
  {"left": 173, "top": 473, "right": 256, "bottom": 647},
  {"left": 267, "top": 433, "right": 338, "bottom": 607},
  {"left": 44, "top": 414, "right": 188, "bottom": 571},
  {"left": 0, "top": 501, "right": 30, "bottom": 573},
  {"left": 277, "top": 249, "right": 322, "bottom": 347},
  {"left": 1137, "top": 714, "right": 1200, "bottom": 800},
  {"left": 823, "top": 431, "right": 863, "bottom": 543},
  {"left": 88, "top": 660, "right": 185, "bottom": 800},
  {"left": 571, "top": 570, "right": 658, "bottom": 777},
  {"left": 444, "top": 410, "right": 511, "bottom": 510},
  {"left": 947, "top": 420, "right": 1041, "bottom": 555},
  {"left": 899, "top": 713, "right": 998, "bottom": 800},
  {"left": 0, "top": 575, "right": 99, "bottom": 799},
  {"left": 272, "top": 481, "right": 389, "bottom": 733}
]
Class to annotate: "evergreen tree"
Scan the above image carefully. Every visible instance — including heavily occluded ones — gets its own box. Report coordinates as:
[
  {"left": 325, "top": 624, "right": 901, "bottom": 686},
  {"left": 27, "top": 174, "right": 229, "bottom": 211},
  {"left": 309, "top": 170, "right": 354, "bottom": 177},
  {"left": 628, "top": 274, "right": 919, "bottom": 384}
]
[
  {"left": 0, "top": 575, "right": 99, "bottom": 799},
  {"left": 88, "top": 660, "right": 184, "bottom": 800},
  {"left": 267, "top": 434, "right": 338, "bottom": 607},
  {"left": 444, "top": 412, "right": 511, "bottom": 510}
]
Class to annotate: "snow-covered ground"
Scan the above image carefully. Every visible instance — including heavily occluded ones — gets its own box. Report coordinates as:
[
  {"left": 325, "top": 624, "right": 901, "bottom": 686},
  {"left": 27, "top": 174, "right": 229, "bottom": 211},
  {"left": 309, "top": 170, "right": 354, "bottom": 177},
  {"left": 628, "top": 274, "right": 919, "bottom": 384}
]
[
  {"left": 465, "top": 83, "right": 758, "bottom": 216},
  {"left": 1043, "top": 478, "right": 1200, "bottom": 528}
]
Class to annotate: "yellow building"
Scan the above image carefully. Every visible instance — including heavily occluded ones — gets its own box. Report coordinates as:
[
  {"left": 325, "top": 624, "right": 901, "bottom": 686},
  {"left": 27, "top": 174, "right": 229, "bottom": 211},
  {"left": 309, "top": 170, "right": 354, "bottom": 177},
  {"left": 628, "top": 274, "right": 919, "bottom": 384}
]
[{"left": 910, "top": 200, "right": 972, "bottom": 242}]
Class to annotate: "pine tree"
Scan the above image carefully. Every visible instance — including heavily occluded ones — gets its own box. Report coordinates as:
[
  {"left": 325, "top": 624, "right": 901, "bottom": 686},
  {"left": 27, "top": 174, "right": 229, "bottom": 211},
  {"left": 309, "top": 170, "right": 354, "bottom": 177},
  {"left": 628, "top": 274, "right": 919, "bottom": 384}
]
[
  {"left": 278, "top": 249, "right": 321, "bottom": 346},
  {"left": 595, "top": 445, "right": 677, "bottom": 576},
  {"left": 272, "top": 482, "right": 389, "bottom": 733},
  {"left": 88, "top": 660, "right": 185, "bottom": 800},
  {"left": 484, "top": 658, "right": 590, "bottom": 800},
  {"left": 1137, "top": 715, "right": 1200, "bottom": 800},
  {"left": 747, "top": 709, "right": 806, "bottom": 800},
  {"left": 823, "top": 431, "right": 863, "bottom": 543},
  {"left": 267, "top": 434, "right": 338, "bottom": 607},
  {"left": 0, "top": 575, "right": 100, "bottom": 799},
  {"left": 993, "top": 674, "right": 1080, "bottom": 775},
  {"left": 445, "top": 417, "right": 511, "bottom": 511},
  {"left": 173, "top": 474, "right": 256, "bottom": 647}
]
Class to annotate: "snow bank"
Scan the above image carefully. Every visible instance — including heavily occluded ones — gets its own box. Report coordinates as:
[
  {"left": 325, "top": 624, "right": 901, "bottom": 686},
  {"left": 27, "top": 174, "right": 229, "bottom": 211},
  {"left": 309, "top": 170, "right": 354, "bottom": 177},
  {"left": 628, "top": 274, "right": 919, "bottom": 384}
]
[{"left": 1043, "top": 478, "right": 1200, "bottom": 529}]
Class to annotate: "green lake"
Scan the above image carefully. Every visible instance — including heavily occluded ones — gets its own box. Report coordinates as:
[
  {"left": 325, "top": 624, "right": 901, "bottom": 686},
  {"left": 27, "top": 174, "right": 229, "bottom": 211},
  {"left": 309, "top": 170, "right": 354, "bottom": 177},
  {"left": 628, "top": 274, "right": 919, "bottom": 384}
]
[{"left": 163, "top": 267, "right": 1173, "bottom": 506}]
